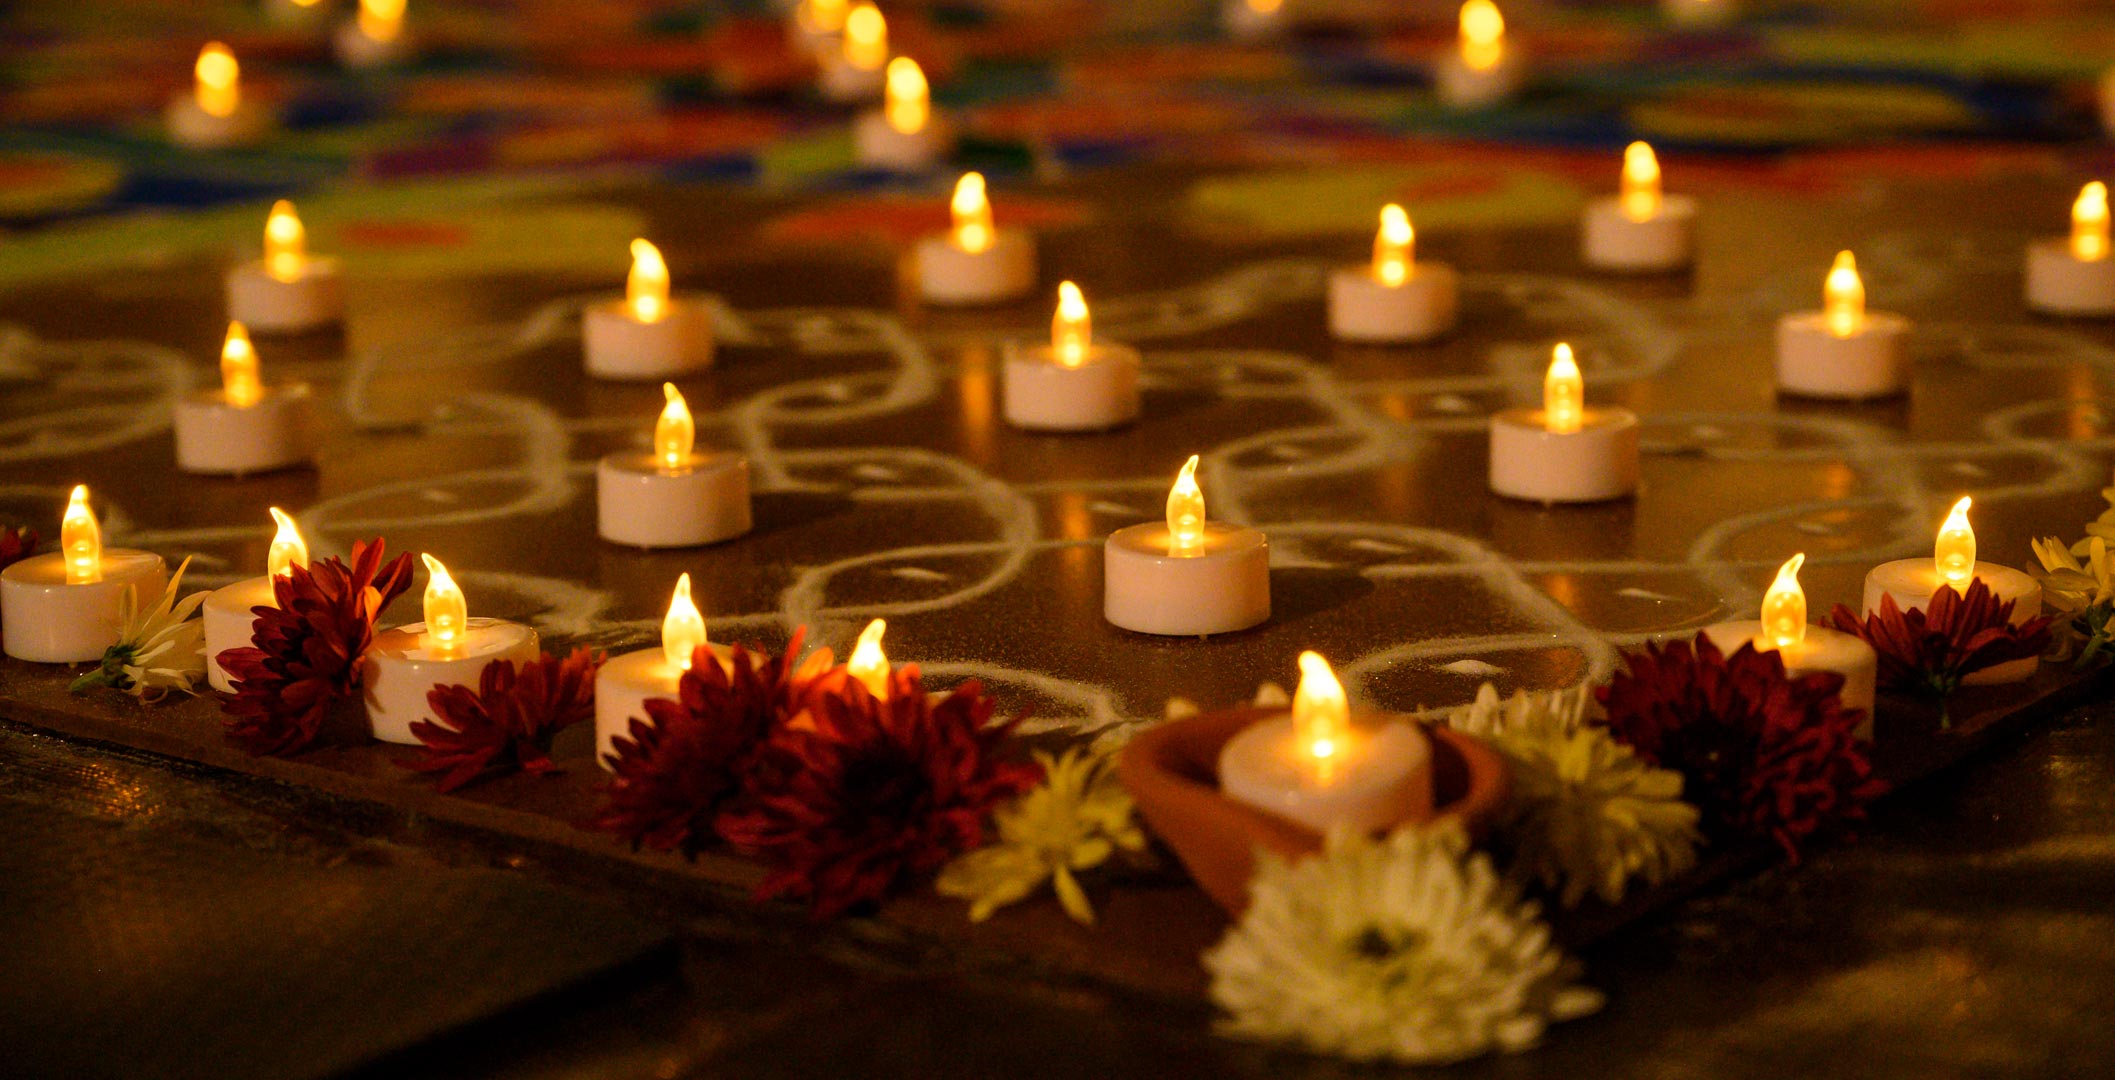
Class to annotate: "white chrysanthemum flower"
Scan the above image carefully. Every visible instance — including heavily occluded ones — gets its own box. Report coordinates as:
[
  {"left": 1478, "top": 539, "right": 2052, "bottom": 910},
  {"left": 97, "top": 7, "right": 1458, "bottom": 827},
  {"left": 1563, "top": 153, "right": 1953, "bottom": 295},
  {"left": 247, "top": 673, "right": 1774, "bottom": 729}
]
[
  {"left": 71, "top": 556, "right": 208, "bottom": 701},
  {"left": 1445, "top": 683, "right": 1700, "bottom": 908},
  {"left": 1204, "top": 825, "right": 1602, "bottom": 1066}
]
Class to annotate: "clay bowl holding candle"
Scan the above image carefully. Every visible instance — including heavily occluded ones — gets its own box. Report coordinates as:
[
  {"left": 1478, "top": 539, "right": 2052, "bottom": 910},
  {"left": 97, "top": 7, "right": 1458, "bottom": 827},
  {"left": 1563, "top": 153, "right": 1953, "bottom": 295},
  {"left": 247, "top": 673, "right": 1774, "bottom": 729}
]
[{"left": 1117, "top": 706, "right": 1510, "bottom": 916}]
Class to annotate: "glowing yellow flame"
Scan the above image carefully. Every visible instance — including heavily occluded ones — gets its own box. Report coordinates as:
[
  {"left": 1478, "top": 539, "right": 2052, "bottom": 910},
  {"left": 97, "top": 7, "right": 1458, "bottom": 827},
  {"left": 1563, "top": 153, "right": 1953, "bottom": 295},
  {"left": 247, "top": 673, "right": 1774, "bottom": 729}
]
[
  {"left": 61, "top": 484, "right": 102, "bottom": 585},
  {"left": 1166, "top": 455, "right": 1205, "bottom": 557},
  {"left": 798, "top": 0, "right": 849, "bottom": 34},
  {"left": 2072, "top": 181, "right": 2109, "bottom": 262},
  {"left": 884, "top": 57, "right": 929, "bottom": 135},
  {"left": 1292, "top": 651, "right": 1350, "bottom": 777},
  {"left": 420, "top": 553, "right": 467, "bottom": 649},
  {"left": 1760, "top": 553, "right": 1807, "bottom": 650},
  {"left": 662, "top": 572, "right": 707, "bottom": 670},
  {"left": 950, "top": 172, "right": 995, "bottom": 254},
  {"left": 264, "top": 200, "right": 308, "bottom": 284},
  {"left": 1460, "top": 0, "right": 1505, "bottom": 73},
  {"left": 195, "top": 42, "right": 240, "bottom": 119},
  {"left": 359, "top": 0, "right": 406, "bottom": 44},
  {"left": 843, "top": 2, "right": 887, "bottom": 71},
  {"left": 1544, "top": 342, "right": 1584, "bottom": 435},
  {"left": 1620, "top": 141, "right": 1662, "bottom": 223},
  {"left": 1053, "top": 281, "right": 1091, "bottom": 368},
  {"left": 220, "top": 321, "right": 263, "bottom": 409},
  {"left": 626, "top": 238, "right": 669, "bottom": 324},
  {"left": 848, "top": 618, "right": 890, "bottom": 700},
  {"left": 266, "top": 507, "right": 308, "bottom": 580},
  {"left": 1824, "top": 250, "right": 1865, "bottom": 339},
  {"left": 654, "top": 382, "right": 696, "bottom": 471},
  {"left": 1373, "top": 204, "right": 1414, "bottom": 287},
  {"left": 1248, "top": 0, "right": 1285, "bottom": 11},
  {"left": 1936, "top": 496, "right": 1976, "bottom": 587}
]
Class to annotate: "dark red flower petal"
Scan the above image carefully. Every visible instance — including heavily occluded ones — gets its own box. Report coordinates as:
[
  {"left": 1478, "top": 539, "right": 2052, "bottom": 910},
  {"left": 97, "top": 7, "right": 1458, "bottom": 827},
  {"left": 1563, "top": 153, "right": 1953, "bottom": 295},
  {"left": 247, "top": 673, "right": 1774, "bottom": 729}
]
[
  {"left": 402, "top": 647, "right": 602, "bottom": 793},
  {"left": 1828, "top": 578, "right": 2053, "bottom": 700}
]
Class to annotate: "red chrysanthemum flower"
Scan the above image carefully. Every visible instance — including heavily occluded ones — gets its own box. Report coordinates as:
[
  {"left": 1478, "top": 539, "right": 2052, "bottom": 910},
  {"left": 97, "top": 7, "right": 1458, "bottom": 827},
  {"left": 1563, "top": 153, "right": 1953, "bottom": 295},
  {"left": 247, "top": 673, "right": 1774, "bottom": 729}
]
[
  {"left": 588, "top": 629, "right": 844, "bottom": 858},
  {"left": 0, "top": 525, "right": 36, "bottom": 574},
  {"left": 1597, "top": 633, "right": 1884, "bottom": 861},
  {"left": 219, "top": 539, "right": 416, "bottom": 756},
  {"left": 402, "top": 648, "right": 604, "bottom": 793},
  {"left": 716, "top": 668, "right": 1043, "bottom": 919},
  {"left": 1829, "top": 578, "right": 2053, "bottom": 704}
]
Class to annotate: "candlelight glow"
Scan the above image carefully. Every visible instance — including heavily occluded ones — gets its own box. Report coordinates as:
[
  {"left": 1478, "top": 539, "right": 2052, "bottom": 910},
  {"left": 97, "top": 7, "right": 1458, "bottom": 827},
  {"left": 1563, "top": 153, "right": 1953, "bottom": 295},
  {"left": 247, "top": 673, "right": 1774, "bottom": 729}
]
[
  {"left": 1292, "top": 651, "right": 1350, "bottom": 774},
  {"left": 1459, "top": 0, "right": 1504, "bottom": 73},
  {"left": 2072, "top": 182, "right": 2109, "bottom": 262},
  {"left": 1247, "top": 0, "right": 1284, "bottom": 11},
  {"left": 1544, "top": 342, "right": 1583, "bottom": 435},
  {"left": 848, "top": 618, "right": 890, "bottom": 700},
  {"left": 1620, "top": 141, "right": 1662, "bottom": 223},
  {"left": 627, "top": 238, "right": 669, "bottom": 324},
  {"left": 1759, "top": 553, "right": 1807, "bottom": 650},
  {"left": 1824, "top": 250, "right": 1866, "bottom": 339},
  {"left": 264, "top": 200, "right": 308, "bottom": 284},
  {"left": 1936, "top": 496, "right": 1976, "bottom": 587},
  {"left": 798, "top": 0, "right": 849, "bottom": 34},
  {"left": 358, "top": 0, "right": 406, "bottom": 44},
  {"left": 266, "top": 507, "right": 308, "bottom": 580},
  {"left": 655, "top": 382, "right": 695, "bottom": 471},
  {"left": 220, "top": 321, "right": 262, "bottom": 409},
  {"left": 884, "top": 57, "right": 929, "bottom": 135},
  {"left": 1053, "top": 281, "right": 1091, "bottom": 368},
  {"left": 1166, "top": 455, "right": 1206, "bottom": 557},
  {"left": 195, "top": 42, "right": 240, "bottom": 120},
  {"left": 61, "top": 484, "right": 102, "bottom": 585},
  {"left": 843, "top": 2, "right": 887, "bottom": 71},
  {"left": 662, "top": 572, "right": 707, "bottom": 670},
  {"left": 1373, "top": 203, "right": 1414, "bottom": 287},
  {"left": 421, "top": 553, "right": 467, "bottom": 649},
  {"left": 951, "top": 172, "right": 995, "bottom": 254}
]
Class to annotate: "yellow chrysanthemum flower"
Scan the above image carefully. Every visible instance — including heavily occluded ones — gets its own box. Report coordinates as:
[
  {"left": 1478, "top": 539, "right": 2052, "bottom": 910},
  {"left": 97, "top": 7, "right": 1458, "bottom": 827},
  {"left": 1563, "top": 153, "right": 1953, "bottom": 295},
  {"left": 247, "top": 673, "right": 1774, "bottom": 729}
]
[{"left": 937, "top": 746, "right": 1144, "bottom": 925}]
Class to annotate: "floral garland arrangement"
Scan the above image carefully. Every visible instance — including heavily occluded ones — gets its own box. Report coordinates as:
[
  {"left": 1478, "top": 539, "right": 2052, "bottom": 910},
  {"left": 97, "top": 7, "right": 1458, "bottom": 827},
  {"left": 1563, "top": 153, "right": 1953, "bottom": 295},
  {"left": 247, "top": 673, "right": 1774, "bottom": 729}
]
[
  {"left": 70, "top": 556, "right": 209, "bottom": 701},
  {"left": 401, "top": 648, "right": 603, "bottom": 792},
  {"left": 1828, "top": 581, "right": 2051, "bottom": 718},
  {"left": 2031, "top": 476, "right": 2115, "bottom": 663}
]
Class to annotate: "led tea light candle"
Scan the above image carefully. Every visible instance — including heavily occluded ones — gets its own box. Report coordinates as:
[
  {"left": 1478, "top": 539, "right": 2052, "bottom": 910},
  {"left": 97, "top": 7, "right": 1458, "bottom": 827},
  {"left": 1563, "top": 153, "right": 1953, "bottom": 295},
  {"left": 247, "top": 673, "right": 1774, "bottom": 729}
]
[
  {"left": 594, "top": 573, "right": 743, "bottom": 767},
  {"left": 1701, "top": 554, "right": 1879, "bottom": 734},
  {"left": 226, "top": 200, "right": 345, "bottom": 334},
  {"left": 363, "top": 554, "right": 541, "bottom": 744},
  {"left": 1436, "top": 0, "right": 1523, "bottom": 111},
  {"left": 166, "top": 43, "right": 273, "bottom": 150},
  {"left": 1862, "top": 497, "right": 2042, "bottom": 685},
  {"left": 1327, "top": 203, "right": 1459, "bottom": 343},
  {"left": 1218, "top": 651, "right": 1433, "bottom": 834},
  {"left": 1775, "top": 250, "right": 1910, "bottom": 400},
  {"left": 583, "top": 238, "right": 715, "bottom": 380},
  {"left": 854, "top": 58, "right": 954, "bottom": 171},
  {"left": 173, "top": 322, "right": 316, "bottom": 476},
  {"left": 597, "top": 383, "right": 752, "bottom": 548},
  {"left": 2025, "top": 182, "right": 2115, "bottom": 317},
  {"left": 335, "top": 0, "right": 414, "bottom": 69},
  {"left": 1582, "top": 142, "right": 1697, "bottom": 273},
  {"left": 203, "top": 508, "right": 306, "bottom": 693},
  {"left": 1104, "top": 456, "right": 1271, "bottom": 636},
  {"left": 846, "top": 618, "right": 891, "bottom": 699},
  {"left": 917, "top": 173, "right": 1037, "bottom": 305},
  {"left": 1002, "top": 282, "right": 1142, "bottom": 432},
  {"left": 1488, "top": 343, "right": 1640, "bottom": 503},
  {"left": 1222, "top": 0, "right": 1287, "bottom": 41},
  {"left": 0, "top": 486, "right": 167, "bottom": 664},
  {"left": 788, "top": 0, "right": 849, "bottom": 58},
  {"left": 819, "top": 2, "right": 888, "bottom": 103},
  {"left": 1661, "top": 0, "right": 1739, "bottom": 28}
]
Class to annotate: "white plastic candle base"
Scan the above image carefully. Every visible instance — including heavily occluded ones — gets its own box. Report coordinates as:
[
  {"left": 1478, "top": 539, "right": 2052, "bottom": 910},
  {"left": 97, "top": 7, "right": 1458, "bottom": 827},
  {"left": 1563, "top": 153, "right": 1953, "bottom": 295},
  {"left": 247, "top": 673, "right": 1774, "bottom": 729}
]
[
  {"left": 596, "top": 451, "right": 753, "bottom": 548},
  {"left": 0, "top": 551, "right": 168, "bottom": 664},
  {"left": 1774, "top": 312, "right": 1911, "bottom": 400},
  {"left": 1662, "top": 0, "right": 1740, "bottom": 28},
  {"left": 1221, "top": 0, "right": 1287, "bottom": 41},
  {"left": 593, "top": 643, "right": 738, "bottom": 769},
  {"left": 1862, "top": 560, "right": 2042, "bottom": 685},
  {"left": 1104, "top": 521, "right": 1270, "bottom": 637},
  {"left": 1435, "top": 53, "right": 1524, "bottom": 110},
  {"left": 852, "top": 111, "right": 955, "bottom": 171},
  {"left": 1488, "top": 407, "right": 1640, "bottom": 504},
  {"left": 226, "top": 259, "right": 345, "bottom": 333},
  {"left": 164, "top": 97, "right": 273, "bottom": 150},
  {"left": 362, "top": 619, "right": 542, "bottom": 744},
  {"left": 1327, "top": 264, "right": 1459, "bottom": 343},
  {"left": 2025, "top": 239, "right": 2115, "bottom": 317},
  {"left": 334, "top": 22, "right": 414, "bottom": 69},
  {"left": 1219, "top": 713, "right": 1434, "bottom": 834},
  {"left": 173, "top": 385, "right": 316, "bottom": 476},
  {"left": 1002, "top": 342, "right": 1142, "bottom": 432},
  {"left": 818, "top": 58, "right": 886, "bottom": 103},
  {"left": 582, "top": 298, "right": 715, "bottom": 380},
  {"left": 203, "top": 575, "right": 277, "bottom": 692},
  {"left": 917, "top": 229, "right": 1037, "bottom": 305},
  {"left": 1701, "top": 620, "right": 1879, "bottom": 737},
  {"left": 1581, "top": 196, "right": 1697, "bottom": 273}
]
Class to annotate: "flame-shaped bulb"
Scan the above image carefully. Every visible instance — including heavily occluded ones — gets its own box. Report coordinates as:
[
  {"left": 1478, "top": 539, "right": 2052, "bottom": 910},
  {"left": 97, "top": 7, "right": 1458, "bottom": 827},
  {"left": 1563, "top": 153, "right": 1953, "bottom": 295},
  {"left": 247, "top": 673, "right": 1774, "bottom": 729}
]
[
  {"left": 1292, "top": 651, "right": 1350, "bottom": 779},
  {"left": 421, "top": 553, "right": 467, "bottom": 649},
  {"left": 264, "top": 200, "right": 308, "bottom": 284},
  {"left": 1824, "top": 250, "right": 1866, "bottom": 339},
  {"left": 1620, "top": 141, "right": 1662, "bottom": 223},
  {"left": 951, "top": 172, "right": 995, "bottom": 254},
  {"left": 1936, "top": 496, "right": 1976, "bottom": 587},
  {"left": 266, "top": 507, "right": 308, "bottom": 580},
  {"left": 221, "top": 321, "right": 263, "bottom": 409},
  {"left": 1460, "top": 0, "right": 1504, "bottom": 72},
  {"left": 61, "top": 484, "right": 102, "bottom": 585},
  {"left": 1373, "top": 204, "right": 1413, "bottom": 287},
  {"left": 195, "top": 43, "right": 240, "bottom": 119},
  {"left": 627, "top": 238, "right": 669, "bottom": 324},
  {"left": 662, "top": 573, "right": 707, "bottom": 671},
  {"left": 848, "top": 618, "right": 890, "bottom": 700},
  {"left": 655, "top": 382, "right": 695, "bottom": 472},
  {"left": 2073, "top": 181, "right": 2109, "bottom": 262},
  {"left": 1053, "top": 281, "right": 1091, "bottom": 368},
  {"left": 1166, "top": 455, "right": 1206, "bottom": 557},
  {"left": 1760, "top": 553, "right": 1807, "bottom": 650},
  {"left": 884, "top": 57, "right": 928, "bottom": 135},
  {"left": 843, "top": 2, "right": 887, "bottom": 71},
  {"left": 359, "top": 0, "right": 406, "bottom": 44},
  {"left": 1544, "top": 342, "right": 1584, "bottom": 435}
]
